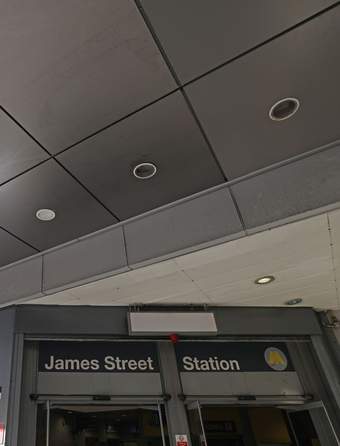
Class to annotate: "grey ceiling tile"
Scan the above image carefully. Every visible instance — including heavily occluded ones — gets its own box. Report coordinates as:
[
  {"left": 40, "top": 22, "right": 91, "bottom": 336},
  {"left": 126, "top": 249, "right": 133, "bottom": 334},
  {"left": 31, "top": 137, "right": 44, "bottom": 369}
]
[
  {"left": 125, "top": 188, "right": 244, "bottom": 266},
  {"left": 185, "top": 6, "right": 340, "bottom": 178},
  {"left": 141, "top": 0, "right": 336, "bottom": 82},
  {"left": 0, "top": 110, "right": 48, "bottom": 184},
  {"left": 58, "top": 92, "right": 224, "bottom": 219},
  {"left": 0, "top": 0, "right": 175, "bottom": 153},
  {"left": 43, "top": 226, "right": 128, "bottom": 294},
  {"left": 0, "top": 229, "right": 37, "bottom": 268},
  {"left": 0, "top": 160, "right": 116, "bottom": 250},
  {"left": 230, "top": 144, "right": 340, "bottom": 229}
]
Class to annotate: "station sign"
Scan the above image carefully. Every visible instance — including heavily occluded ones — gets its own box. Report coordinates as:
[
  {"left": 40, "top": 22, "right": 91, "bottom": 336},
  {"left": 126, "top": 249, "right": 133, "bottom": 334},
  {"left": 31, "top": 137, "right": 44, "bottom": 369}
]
[
  {"left": 176, "top": 342, "right": 294, "bottom": 372},
  {"left": 39, "top": 341, "right": 159, "bottom": 373}
]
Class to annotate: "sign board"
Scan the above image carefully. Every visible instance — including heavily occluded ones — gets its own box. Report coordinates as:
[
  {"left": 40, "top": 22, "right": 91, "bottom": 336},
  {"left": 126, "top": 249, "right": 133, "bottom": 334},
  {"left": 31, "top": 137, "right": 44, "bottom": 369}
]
[
  {"left": 175, "top": 434, "right": 188, "bottom": 446},
  {"left": 176, "top": 341, "right": 302, "bottom": 397},
  {"left": 128, "top": 312, "right": 217, "bottom": 335},
  {"left": 39, "top": 341, "right": 159, "bottom": 373},
  {"left": 176, "top": 342, "right": 294, "bottom": 372}
]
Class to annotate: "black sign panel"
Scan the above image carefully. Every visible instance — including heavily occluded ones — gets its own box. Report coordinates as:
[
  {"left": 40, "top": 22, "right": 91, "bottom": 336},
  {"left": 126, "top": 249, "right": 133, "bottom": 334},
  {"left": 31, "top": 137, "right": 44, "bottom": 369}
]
[
  {"left": 176, "top": 342, "right": 294, "bottom": 372},
  {"left": 39, "top": 341, "right": 159, "bottom": 373}
]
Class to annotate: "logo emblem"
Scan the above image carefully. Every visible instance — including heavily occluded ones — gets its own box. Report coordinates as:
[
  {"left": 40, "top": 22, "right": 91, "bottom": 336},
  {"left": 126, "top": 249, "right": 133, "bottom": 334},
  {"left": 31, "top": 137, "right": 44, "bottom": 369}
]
[{"left": 264, "top": 347, "right": 288, "bottom": 371}]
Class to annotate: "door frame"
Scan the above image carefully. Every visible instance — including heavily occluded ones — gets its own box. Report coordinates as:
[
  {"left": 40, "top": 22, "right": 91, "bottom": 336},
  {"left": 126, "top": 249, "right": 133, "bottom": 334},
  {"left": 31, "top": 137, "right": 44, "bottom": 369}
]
[
  {"left": 286, "top": 400, "right": 340, "bottom": 446},
  {"left": 36, "top": 397, "right": 168, "bottom": 446}
]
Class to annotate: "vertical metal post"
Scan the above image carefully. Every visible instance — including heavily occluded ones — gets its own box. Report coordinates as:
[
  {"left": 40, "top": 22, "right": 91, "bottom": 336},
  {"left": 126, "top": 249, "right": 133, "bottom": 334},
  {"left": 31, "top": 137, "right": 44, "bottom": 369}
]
[
  {"left": 46, "top": 401, "right": 50, "bottom": 446},
  {"left": 196, "top": 401, "right": 207, "bottom": 446},
  {"left": 158, "top": 404, "right": 166, "bottom": 446},
  {"left": 158, "top": 342, "right": 192, "bottom": 446}
]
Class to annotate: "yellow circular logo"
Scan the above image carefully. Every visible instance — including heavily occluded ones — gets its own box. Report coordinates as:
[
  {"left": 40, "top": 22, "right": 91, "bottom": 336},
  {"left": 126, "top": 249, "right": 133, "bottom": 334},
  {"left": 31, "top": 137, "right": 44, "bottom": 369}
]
[{"left": 264, "top": 347, "right": 288, "bottom": 371}]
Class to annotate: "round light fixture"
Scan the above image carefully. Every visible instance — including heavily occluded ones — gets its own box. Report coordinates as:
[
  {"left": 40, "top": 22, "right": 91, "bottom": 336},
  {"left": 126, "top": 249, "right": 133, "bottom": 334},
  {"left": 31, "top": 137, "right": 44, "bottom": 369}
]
[
  {"left": 285, "top": 298, "right": 303, "bottom": 306},
  {"left": 35, "top": 208, "right": 56, "bottom": 221},
  {"left": 133, "top": 162, "right": 157, "bottom": 180},
  {"left": 269, "top": 97, "right": 300, "bottom": 121},
  {"left": 254, "top": 275, "right": 275, "bottom": 285}
]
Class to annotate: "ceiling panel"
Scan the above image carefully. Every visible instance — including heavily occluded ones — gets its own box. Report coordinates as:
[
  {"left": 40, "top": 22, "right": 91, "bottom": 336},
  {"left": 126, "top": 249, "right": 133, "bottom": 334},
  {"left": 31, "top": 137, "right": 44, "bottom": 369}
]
[
  {"left": 0, "top": 0, "right": 175, "bottom": 153},
  {"left": 231, "top": 144, "right": 340, "bottom": 229},
  {"left": 0, "top": 110, "right": 48, "bottom": 184},
  {"left": 58, "top": 92, "right": 224, "bottom": 219},
  {"left": 0, "top": 228, "right": 37, "bottom": 268},
  {"left": 141, "top": 0, "right": 336, "bottom": 83},
  {"left": 125, "top": 188, "right": 244, "bottom": 266},
  {"left": 0, "top": 160, "right": 115, "bottom": 250},
  {"left": 185, "top": 6, "right": 340, "bottom": 178}
]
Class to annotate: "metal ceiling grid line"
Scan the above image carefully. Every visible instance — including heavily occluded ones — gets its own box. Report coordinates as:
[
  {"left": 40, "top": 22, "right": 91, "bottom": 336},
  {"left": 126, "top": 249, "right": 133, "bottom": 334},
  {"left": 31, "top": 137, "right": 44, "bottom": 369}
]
[
  {"left": 0, "top": 158, "right": 50, "bottom": 189},
  {"left": 228, "top": 188, "right": 248, "bottom": 234},
  {"left": 177, "top": 1, "right": 340, "bottom": 90},
  {"left": 0, "top": 106, "right": 120, "bottom": 228},
  {"left": 120, "top": 225, "right": 132, "bottom": 274},
  {"left": 52, "top": 158, "right": 121, "bottom": 222},
  {"left": 0, "top": 105, "right": 52, "bottom": 156},
  {"left": 54, "top": 87, "right": 180, "bottom": 157},
  {"left": 134, "top": 0, "right": 229, "bottom": 183},
  {"left": 0, "top": 225, "right": 39, "bottom": 253}
]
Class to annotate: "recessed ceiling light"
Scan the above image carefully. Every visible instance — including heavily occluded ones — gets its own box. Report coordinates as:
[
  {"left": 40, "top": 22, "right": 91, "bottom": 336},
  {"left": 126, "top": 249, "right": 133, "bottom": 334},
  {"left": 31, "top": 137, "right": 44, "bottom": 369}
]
[
  {"left": 36, "top": 208, "right": 56, "bottom": 221},
  {"left": 285, "top": 298, "right": 303, "bottom": 306},
  {"left": 133, "top": 162, "right": 157, "bottom": 180},
  {"left": 254, "top": 275, "right": 275, "bottom": 285},
  {"left": 269, "top": 97, "right": 300, "bottom": 121}
]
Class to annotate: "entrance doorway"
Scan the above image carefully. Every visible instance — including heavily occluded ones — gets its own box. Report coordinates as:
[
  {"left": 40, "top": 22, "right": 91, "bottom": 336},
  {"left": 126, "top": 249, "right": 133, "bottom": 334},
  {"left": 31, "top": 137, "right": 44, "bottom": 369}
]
[
  {"left": 36, "top": 404, "right": 168, "bottom": 446},
  {"left": 187, "top": 402, "right": 339, "bottom": 446}
]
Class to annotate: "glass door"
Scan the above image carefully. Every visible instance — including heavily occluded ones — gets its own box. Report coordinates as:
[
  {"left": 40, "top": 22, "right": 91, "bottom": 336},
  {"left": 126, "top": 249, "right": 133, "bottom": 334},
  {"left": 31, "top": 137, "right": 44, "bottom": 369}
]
[
  {"left": 187, "top": 401, "right": 207, "bottom": 446},
  {"left": 287, "top": 402, "right": 340, "bottom": 446},
  {"left": 36, "top": 402, "right": 168, "bottom": 446}
]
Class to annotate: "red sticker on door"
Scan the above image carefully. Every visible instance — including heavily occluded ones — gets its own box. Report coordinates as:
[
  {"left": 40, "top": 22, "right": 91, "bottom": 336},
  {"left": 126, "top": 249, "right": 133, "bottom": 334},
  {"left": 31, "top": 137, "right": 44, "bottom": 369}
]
[
  {"left": 0, "top": 423, "right": 5, "bottom": 445},
  {"left": 176, "top": 434, "right": 188, "bottom": 446}
]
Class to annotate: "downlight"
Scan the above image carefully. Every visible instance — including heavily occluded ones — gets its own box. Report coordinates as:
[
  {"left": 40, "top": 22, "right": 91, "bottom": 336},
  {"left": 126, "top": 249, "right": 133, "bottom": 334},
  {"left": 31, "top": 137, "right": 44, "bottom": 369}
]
[
  {"left": 36, "top": 208, "right": 56, "bottom": 221},
  {"left": 285, "top": 298, "right": 303, "bottom": 306},
  {"left": 254, "top": 275, "right": 275, "bottom": 285},
  {"left": 269, "top": 97, "right": 300, "bottom": 121},
  {"left": 133, "top": 162, "right": 157, "bottom": 179}
]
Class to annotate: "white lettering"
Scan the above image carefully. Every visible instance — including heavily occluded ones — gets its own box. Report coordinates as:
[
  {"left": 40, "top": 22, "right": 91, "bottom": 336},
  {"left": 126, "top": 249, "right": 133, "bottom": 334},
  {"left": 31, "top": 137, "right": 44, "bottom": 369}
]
[
  {"left": 81, "top": 359, "right": 90, "bottom": 370},
  {"left": 200, "top": 360, "right": 210, "bottom": 371},
  {"left": 128, "top": 359, "right": 137, "bottom": 370},
  {"left": 91, "top": 359, "right": 100, "bottom": 370},
  {"left": 104, "top": 356, "right": 116, "bottom": 371},
  {"left": 64, "top": 359, "right": 80, "bottom": 370},
  {"left": 138, "top": 359, "right": 147, "bottom": 371},
  {"left": 182, "top": 356, "right": 194, "bottom": 371},
  {"left": 44, "top": 355, "right": 55, "bottom": 370},
  {"left": 219, "top": 360, "right": 229, "bottom": 371},
  {"left": 181, "top": 356, "right": 241, "bottom": 372},
  {"left": 230, "top": 360, "right": 240, "bottom": 371},
  {"left": 146, "top": 357, "right": 154, "bottom": 370},
  {"left": 55, "top": 359, "right": 65, "bottom": 370}
]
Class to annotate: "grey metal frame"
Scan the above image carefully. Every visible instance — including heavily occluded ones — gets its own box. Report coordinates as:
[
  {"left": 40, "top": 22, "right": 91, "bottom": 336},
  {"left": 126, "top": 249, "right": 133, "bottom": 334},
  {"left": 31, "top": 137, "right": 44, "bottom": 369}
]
[
  {"left": 40, "top": 400, "right": 167, "bottom": 446},
  {"left": 287, "top": 401, "right": 340, "bottom": 446}
]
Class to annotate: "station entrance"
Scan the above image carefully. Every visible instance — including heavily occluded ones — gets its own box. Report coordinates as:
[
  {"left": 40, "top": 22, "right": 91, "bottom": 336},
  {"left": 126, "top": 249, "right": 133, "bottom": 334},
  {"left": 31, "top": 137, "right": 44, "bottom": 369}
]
[
  {"left": 187, "top": 402, "right": 339, "bottom": 446},
  {"left": 9, "top": 307, "right": 340, "bottom": 446},
  {"left": 35, "top": 403, "right": 168, "bottom": 446},
  {"left": 34, "top": 400, "right": 339, "bottom": 446}
]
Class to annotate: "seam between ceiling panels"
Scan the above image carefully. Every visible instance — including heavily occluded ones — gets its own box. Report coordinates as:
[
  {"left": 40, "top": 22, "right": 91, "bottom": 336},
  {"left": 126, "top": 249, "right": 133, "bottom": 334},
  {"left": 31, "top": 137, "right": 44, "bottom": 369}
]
[
  {"left": 133, "top": 0, "right": 229, "bottom": 184},
  {"left": 179, "top": 0, "right": 340, "bottom": 88}
]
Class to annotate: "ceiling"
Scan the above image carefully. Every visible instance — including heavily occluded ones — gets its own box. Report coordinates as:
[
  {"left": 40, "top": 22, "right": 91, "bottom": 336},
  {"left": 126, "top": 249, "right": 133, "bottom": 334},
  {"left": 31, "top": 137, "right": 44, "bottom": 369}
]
[
  {"left": 28, "top": 207, "right": 340, "bottom": 309},
  {"left": 1, "top": 1, "right": 340, "bottom": 267}
]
